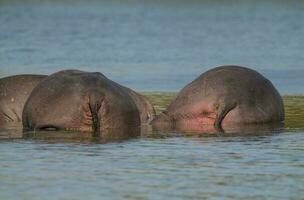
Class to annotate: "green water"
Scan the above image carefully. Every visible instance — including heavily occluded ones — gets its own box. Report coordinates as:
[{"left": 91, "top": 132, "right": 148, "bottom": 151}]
[{"left": 283, "top": 96, "right": 304, "bottom": 129}]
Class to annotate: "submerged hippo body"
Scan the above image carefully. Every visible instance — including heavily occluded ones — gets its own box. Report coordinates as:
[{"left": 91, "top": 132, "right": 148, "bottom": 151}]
[
  {"left": 152, "top": 66, "right": 285, "bottom": 132},
  {"left": 0, "top": 75, "right": 46, "bottom": 129},
  {"left": 22, "top": 70, "right": 154, "bottom": 137}
]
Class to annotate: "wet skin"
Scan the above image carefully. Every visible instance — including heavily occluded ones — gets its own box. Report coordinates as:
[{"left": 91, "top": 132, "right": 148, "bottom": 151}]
[
  {"left": 151, "top": 65, "right": 285, "bottom": 133},
  {"left": 22, "top": 70, "right": 154, "bottom": 137},
  {"left": 0, "top": 75, "right": 46, "bottom": 129},
  {"left": 122, "top": 87, "right": 156, "bottom": 124}
]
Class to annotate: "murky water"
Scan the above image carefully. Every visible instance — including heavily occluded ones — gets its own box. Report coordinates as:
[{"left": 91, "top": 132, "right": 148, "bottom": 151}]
[{"left": 1, "top": 1, "right": 304, "bottom": 199}]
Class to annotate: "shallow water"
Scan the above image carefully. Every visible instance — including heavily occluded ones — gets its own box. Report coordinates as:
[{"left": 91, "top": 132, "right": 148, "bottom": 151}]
[
  {"left": 1, "top": 94, "right": 304, "bottom": 199},
  {"left": 1, "top": 0, "right": 304, "bottom": 93},
  {"left": 1, "top": 0, "right": 304, "bottom": 199},
  {"left": 1, "top": 131, "right": 304, "bottom": 200}
]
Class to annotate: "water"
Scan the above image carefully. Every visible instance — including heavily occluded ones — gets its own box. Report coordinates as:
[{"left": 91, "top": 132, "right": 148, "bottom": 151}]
[
  {"left": 1, "top": 132, "right": 304, "bottom": 200},
  {"left": 1, "top": 0, "right": 304, "bottom": 93},
  {"left": 0, "top": 94, "right": 303, "bottom": 200},
  {"left": 1, "top": 1, "right": 304, "bottom": 199}
]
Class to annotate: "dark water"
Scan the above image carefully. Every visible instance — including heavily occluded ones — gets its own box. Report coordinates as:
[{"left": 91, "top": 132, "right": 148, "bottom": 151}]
[{"left": 1, "top": 1, "right": 304, "bottom": 199}]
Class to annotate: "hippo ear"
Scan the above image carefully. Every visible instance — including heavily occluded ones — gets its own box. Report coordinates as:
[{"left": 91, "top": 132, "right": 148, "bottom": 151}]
[{"left": 214, "top": 101, "right": 237, "bottom": 132}]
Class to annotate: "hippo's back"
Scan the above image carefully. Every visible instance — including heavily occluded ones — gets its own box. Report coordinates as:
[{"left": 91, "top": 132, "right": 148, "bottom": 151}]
[{"left": 0, "top": 74, "right": 46, "bottom": 128}]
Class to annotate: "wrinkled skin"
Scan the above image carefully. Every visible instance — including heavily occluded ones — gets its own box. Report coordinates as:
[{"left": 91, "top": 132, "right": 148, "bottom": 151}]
[
  {"left": 151, "top": 66, "right": 285, "bottom": 133},
  {"left": 22, "top": 70, "right": 154, "bottom": 137},
  {"left": 0, "top": 75, "right": 46, "bottom": 129}
]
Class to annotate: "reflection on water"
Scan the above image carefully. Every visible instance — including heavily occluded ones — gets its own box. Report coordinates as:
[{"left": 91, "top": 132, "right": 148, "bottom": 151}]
[
  {"left": 1, "top": 131, "right": 304, "bottom": 200},
  {"left": 1, "top": 93, "right": 304, "bottom": 199},
  {"left": 151, "top": 121, "right": 285, "bottom": 137},
  {"left": 22, "top": 126, "right": 143, "bottom": 143}
]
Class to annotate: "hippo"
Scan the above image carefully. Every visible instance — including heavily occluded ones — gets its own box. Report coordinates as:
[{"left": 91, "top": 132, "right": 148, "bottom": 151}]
[
  {"left": 22, "top": 70, "right": 155, "bottom": 138},
  {"left": 122, "top": 87, "right": 155, "bottom": 124},
  {"left": 0, "top": 74, "right": 46, "bottom": 129},
  {"left": 101, "top": 79, "right": 155, "bottom": 124},
  {"left": 151, "top": 65, "right": 285, "bottom": 133}
]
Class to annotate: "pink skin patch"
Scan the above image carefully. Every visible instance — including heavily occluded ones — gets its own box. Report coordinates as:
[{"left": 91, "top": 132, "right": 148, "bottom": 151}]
[
  {"left": 173, "top": 100, "right": 243, "bottom": 132},
  {"left": 174, "top": 119, "right": 217, "bottom": 133},
  {"left": 172, "top": 100, "right": 218, "bottom": 132}
]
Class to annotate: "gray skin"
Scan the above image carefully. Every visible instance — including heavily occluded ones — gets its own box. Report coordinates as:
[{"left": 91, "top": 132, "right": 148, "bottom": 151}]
[
  {"left": 22, "top": 70, "right": 154, "bottom": 137},
  {"left": 151, "top": 65, "right": 285, "bottom": 132},
  {"left": 122, "top": 87, "right": 155, "bottom": 124},
  {"left": 0, "top": 75, "right": 46, "bottom": 129}
]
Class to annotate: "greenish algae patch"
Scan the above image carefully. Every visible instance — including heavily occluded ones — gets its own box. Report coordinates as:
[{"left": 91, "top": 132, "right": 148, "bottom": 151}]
[
  {"left": 141, "top": 92, "right": 176, "bottom": 114},
  {"left": 142, "top": 92, "right": 304, "bottom": 129},
  {"left": 283, "top": 96, "right": 304, "bottom": 129}
]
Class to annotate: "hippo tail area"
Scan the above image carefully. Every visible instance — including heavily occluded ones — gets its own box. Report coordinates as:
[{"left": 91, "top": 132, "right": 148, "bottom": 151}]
[
  {"left": 214, "top": 101, "right": 237, "bottom": 132},
  {"left": 88, "top": 102, "right": 102, "bottom": 137}
]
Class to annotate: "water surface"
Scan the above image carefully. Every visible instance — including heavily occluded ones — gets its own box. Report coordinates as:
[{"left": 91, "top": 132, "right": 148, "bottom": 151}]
[
  {"left": 1, "top": 131, "right": 304, "bottom": 200},
  {"left": 1, "top": 1, "right": 304, "bottom": 199},
  {"left": 1, "top": 0, "right": 304, "bottom": 93},
  {"left": 1, "top": 94, "right": 304, "bottom": 200}
]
